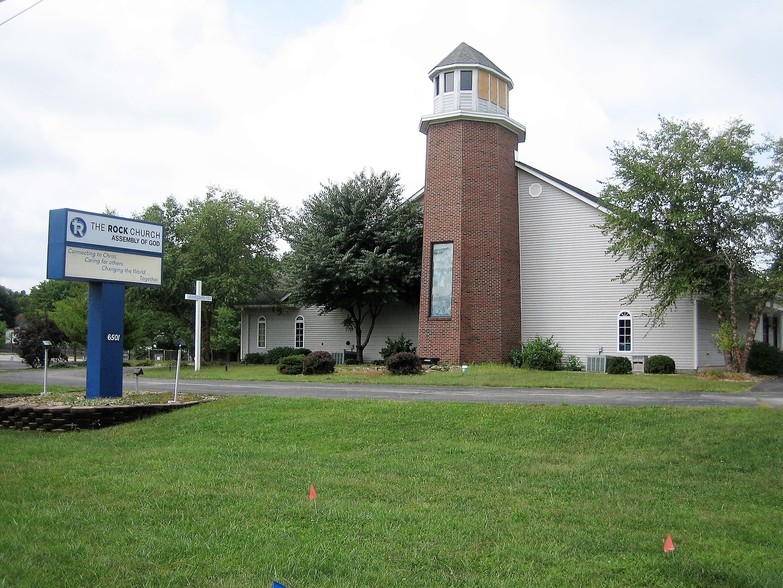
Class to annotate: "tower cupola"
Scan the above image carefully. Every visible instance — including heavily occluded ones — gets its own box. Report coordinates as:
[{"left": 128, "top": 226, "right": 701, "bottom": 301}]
[
  {"left": 430, "top": 42, "right": 512, "bottom": 116},
  {"left": 421, "top": 42, "right": 526, "bottom": 142}
]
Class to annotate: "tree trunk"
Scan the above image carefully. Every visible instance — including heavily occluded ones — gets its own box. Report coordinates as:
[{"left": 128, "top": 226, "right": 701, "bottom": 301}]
[
  {"left": 350, "top": 303, "right": 383, "bottom": 364},
  {"left": 359, "top": 311, "right": 381, "bottom": 364},
  {"left": 718, "top": 296, "right": 766, "bottom": 373},
  {"left": 739, "top": 302, "right": 767, "bottom": 373},
  {"left": 355, "top": 322, "right": 363, "bottom": 364}
]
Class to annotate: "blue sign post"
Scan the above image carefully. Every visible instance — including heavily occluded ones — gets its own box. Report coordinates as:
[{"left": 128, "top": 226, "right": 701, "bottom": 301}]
[
  {"left": 85, "top": 282, "right": 126, "bottom": 398},
  {"left": 47, "top": 209, "right": 164, "bottom": 399}
]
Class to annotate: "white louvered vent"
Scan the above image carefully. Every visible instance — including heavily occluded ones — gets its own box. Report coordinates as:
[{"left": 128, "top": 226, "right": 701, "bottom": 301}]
[{"left": 586, "top": 355, "right": 607, "bottom": 373}]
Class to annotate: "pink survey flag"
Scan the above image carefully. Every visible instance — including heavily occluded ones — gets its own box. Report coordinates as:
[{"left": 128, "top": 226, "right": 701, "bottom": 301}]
[
  {"left": 664, "top": 534, "right": 675, "bottom": 553},
  {"left": 309, "top": 484, "right": 317, "bottom": 501}
]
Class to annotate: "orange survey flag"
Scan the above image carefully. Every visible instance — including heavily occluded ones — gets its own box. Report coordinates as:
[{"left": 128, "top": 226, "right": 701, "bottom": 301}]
[
  {"left": 309, "top": 484, "right": 317, "bottom": 501},
  {"left": 664, "top": 534, "right": 675, "bottom": 553}
]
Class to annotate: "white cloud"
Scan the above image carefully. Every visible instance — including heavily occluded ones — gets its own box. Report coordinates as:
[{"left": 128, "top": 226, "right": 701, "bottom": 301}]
[{"left": 1, "top": 0, "right": 781, "bottom": 293}]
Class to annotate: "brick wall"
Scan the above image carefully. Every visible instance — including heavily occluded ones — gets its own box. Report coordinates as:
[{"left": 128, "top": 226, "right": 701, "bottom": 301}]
[{"left": 418, "top": 119, "right": 521, "bottom": 363}]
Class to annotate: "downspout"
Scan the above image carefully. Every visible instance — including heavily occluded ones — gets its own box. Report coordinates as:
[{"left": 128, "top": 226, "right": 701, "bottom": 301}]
[{"left": 693, "top": 298, "right": 699, "bottom": 371}]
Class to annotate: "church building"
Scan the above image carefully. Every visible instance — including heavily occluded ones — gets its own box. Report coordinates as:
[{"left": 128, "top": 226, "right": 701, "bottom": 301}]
[{"left": 240, "top": 43, "right": 781, "bottom": 370}]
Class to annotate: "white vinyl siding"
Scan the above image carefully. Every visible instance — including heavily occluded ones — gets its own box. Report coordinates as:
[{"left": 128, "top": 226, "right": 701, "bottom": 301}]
[
  {"left": 241, "top": 302, "right": 419, "bottom": 361},
  {"left": 518, "top": 169, "right": 698, "bottom": 370},
  {"left": 695, "top": 300, "right": 726, "bottom": 367}
]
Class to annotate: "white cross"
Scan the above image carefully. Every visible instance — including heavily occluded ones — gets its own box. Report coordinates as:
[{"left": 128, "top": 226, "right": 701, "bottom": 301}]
[{"left": 184, "top": 280, "right": 213, "bottom": 371}]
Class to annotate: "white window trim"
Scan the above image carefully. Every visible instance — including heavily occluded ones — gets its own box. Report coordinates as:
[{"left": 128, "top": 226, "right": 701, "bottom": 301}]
[
  {"left": 618, "top": 311, "right": 632, "bottom": 353},
  {"left": 295, "top": 315, "right": 305, "bottom": 349},
  {"left": 443, "top": 70, "right": 455, "bottom": 93},
  {"left": 257, "top": 316, "right": 267, "bottom": 349}
]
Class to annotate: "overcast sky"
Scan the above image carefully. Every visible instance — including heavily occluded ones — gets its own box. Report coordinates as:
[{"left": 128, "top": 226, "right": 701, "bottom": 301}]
[{"left": 2, "top": 0, "right": 782, "bottom": 293}]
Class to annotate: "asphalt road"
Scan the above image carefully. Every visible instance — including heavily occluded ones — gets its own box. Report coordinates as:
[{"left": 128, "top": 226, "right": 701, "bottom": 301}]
[{"left": 2, "top": 357, "right": 782, "bottom": 408}]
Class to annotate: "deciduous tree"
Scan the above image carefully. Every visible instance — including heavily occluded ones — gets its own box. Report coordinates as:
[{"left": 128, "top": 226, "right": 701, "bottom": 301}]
[
  {"left": 283, "top": 170, "right": 422, "bottom": 363},
  {"left": 24, "top": 280, "right": 83, "bottom": 318},
  {"left": 138, "top": 187, "right": 281, "bottom": 360},
  {"left": 601, "top": 117, "right": 783, "bottom": 372},
  {"left": 0, "top": 285, "right": 22, "bottom": 327},
  {"left": 14, "top": 316, "right": 67, "bottom": 367},
  {"left": 210, "top": 305, "right": 240, "bottom": 361}
]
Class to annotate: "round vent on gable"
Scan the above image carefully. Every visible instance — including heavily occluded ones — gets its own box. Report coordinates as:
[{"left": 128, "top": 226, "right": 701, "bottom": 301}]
[{"left": 528, "top": 182, "right": 543, "bottom": 198}]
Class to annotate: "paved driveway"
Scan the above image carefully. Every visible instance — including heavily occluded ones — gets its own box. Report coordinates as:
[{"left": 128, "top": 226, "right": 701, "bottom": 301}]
[{"left": 2, "top": 361, "right": 782, "bottom": 408}]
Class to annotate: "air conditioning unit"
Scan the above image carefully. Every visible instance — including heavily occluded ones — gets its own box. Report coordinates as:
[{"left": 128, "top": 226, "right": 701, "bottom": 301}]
[{"left": 586, "top": 355, "right": 607, "bottom": 373}]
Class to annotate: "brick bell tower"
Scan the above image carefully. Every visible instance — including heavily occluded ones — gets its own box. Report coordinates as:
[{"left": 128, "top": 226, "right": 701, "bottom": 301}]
[{"left": 417, "top": 43, "right": 526, "bottom": 364}]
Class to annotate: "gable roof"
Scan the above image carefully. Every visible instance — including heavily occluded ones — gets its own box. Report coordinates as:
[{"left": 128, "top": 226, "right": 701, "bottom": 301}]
[
  {"left": 516, "top": 162, "right": 608, "bottom": 213},
  {"left": 409, "top": 163, "right": 607, "bottom": 212},
  {"left": 241, "top": 289, "right": 291, "bottom": 307},
  {"left": 429, "top": 42, "right": 512, "bottom": 85}
]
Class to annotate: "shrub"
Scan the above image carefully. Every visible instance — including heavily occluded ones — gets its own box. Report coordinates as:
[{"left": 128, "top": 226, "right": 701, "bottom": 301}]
[
  {"left": 267, "top": 347, "right": 311, "bottom": 365},
  {"left": 14, "top": 317, "right": 68, "bottom": 368},
  {"left": 302, "top": 351, "right": 336, "bottom": 375},
  {"left": 380, "top": 333, "right": 416, "bottom": 360},
  {"left": 746, "top": 341, "right": 783, "bottom": 375},
  {"left": 345, "top": 358, "right": 360, "bottom": 366},
  {"left": 242, "top": 352, "right": 267, "bottom": 365},
  {"left": 277, "top": 354, "right": 306, "bottom": 375},
  {"left": 563, "top": 355, "right": 584, "bottom": 372},
  {"left": 511, "top": 335, "right": 563, "bottom": 371},
  {"left": 386, "top": 352, "right": 422, "bottom": 375},
  {"left": 645, "top": 355, "right": 676, "bottom": 374},
  {"left": 607, "top": 356, "right": 632, "bottom": 374}
]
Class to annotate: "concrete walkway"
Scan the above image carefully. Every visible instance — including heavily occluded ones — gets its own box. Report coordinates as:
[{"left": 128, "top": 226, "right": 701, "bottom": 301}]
[{"left": 2, "top": 359, "right": 782, "bottom": 408}]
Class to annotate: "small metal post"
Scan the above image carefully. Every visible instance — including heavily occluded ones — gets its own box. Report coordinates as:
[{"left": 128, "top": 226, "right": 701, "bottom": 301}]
[
  {"left": 41, "top": 340, "right": 52, "bottom": 396},
  {"left": 170, "top": 340, "right": 184, "bottom": 404},
  {"left": 133, "top": 368, "right": 144, "bottom": 395}
]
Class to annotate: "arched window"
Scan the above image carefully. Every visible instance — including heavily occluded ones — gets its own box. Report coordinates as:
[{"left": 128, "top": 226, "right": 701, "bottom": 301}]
[
  {"left": 295, "top": 315, "right": 305, "bottom": 349},
  {"left": 618, "top": 311, "right": 632, "bottom": 352},
  {"left": 257, "top": 316, "right": 266, "bottom": 349}
]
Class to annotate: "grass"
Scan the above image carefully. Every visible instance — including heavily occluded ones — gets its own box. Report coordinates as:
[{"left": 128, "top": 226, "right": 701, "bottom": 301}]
[
  {"left": 139, "top": 362, "right": 756, "bottom": 393},
  {"left": 0, "top": 382, "right": 75, "bottom": 396},
  {"left": 1, "top": 397, "right": 781, "bottom": 587}
]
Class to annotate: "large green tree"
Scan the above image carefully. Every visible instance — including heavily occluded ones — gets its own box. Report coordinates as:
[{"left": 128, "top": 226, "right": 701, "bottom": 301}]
[
  {"left": 210, "top": 305, "right": 241, "bottom": 361},
  {"left": 47, "top": 283, "right": 149, "bottom": 357},
  {"left": 24, "top": 280, "right": 83, "bottom": 319},
  {"left": 138, "top": 187, "right": 281, "bottom": 360},
  {"left": 601, "top": 116, "right": 783, "bottom": 372},
  {"left": 283, "top": 170, "right": 423, "bottom": 363},
  {"left": 50, "top": 285, "right": 88, "bottom": 351},
  {"left": 0, "top": 285, "right": 22, "bottom": 327}
]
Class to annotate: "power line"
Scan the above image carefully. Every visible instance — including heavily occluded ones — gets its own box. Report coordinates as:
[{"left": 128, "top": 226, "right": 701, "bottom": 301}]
[{"left": 0, "top": 0, "right": 46, "bottom": 28}]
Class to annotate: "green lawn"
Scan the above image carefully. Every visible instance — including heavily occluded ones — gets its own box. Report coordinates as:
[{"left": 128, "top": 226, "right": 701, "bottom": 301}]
[
  {"left": 141, "top": 362, "right": 755, "bottom": 393},
  {"left": 0, "top": 382, "right": 61, "bottom": 395},
  {"left": 1, "top": 397, "right": 781, "bottom": 587}
]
